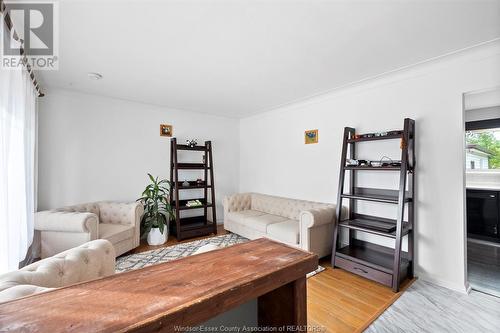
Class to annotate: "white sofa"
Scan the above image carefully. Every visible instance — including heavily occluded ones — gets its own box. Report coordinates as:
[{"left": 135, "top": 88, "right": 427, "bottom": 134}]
[
  {"left": 0, "top": 239, "right": 115, "bottom": 303},
  {"left": 223, "top": 193, "right": 341, "bottom": 258},
  {"left": 35, "top": 201, "right": 144, "bottom": 258}
]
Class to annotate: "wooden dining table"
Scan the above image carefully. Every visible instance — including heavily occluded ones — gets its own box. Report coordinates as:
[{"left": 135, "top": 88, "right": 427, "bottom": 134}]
[{"left": 0, "top": 238, "right": 318, "bottom": 332}]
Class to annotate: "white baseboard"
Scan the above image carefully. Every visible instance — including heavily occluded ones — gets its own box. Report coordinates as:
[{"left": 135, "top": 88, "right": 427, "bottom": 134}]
[{"left": 417, "top": 271, "right": 469, "bottom": 294}]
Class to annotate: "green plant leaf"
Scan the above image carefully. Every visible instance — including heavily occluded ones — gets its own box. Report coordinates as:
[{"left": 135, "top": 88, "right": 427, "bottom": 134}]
[{"left": 148, "top": 173, "right": 155, "bottom": 183}]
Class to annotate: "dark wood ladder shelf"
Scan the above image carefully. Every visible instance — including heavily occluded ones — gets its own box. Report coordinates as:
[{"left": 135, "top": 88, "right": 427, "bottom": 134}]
[
  {"left": 170, "top": 138, "right": 217, "bottom": 240},
  {"left": 332, "top": 118, "right": 415, "bottom": 292}
]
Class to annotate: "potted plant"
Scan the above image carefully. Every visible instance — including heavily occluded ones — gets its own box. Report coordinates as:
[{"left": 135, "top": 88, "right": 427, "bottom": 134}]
[{"left": 137, "top": 174, "right": 174, "bottom": 245}]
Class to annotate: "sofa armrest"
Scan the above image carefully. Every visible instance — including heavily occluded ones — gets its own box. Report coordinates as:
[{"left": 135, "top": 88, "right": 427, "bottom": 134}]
[
  {"left": 35, "top": 211, "right": 98, "bottom": 238},
  {"left": 299, "top": 206, "right": 347, "bottom": 258},
  {"left": 223, "top": 193, "right": 252, "bottom": 214},
  {"left": 299, "top": 207, "right": 335, "bottom": 229}
]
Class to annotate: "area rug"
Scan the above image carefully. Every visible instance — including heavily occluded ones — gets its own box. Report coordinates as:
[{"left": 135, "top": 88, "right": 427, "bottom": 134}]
[{"left": 116, "top": 233, "right": 325, "bottom": 278}]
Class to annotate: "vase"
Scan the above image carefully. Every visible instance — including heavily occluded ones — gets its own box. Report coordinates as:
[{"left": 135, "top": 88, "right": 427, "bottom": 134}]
[{"left": 147, "top": 227, "right": 167, "bottom": 246}]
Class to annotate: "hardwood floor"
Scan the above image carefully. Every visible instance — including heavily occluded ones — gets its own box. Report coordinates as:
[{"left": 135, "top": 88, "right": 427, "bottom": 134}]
[
  {"left": 309, "top": 259, "right": 413, "bottom": 333},
  {"left": 132, "top": 227, "right": 413, "bottom": 333}
]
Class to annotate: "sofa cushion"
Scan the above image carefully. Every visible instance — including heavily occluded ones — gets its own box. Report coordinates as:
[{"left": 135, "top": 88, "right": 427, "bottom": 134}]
[
  {"left": 267, "top": 220, "right": 300, "bottom": 245},
  {"left": 226, "top": 210, "right": 266, "bottom": 225},
  {"left": 99, "top": 223, "right": 134, "bottom": 244},
  {"left": 243, "top": 214, "right": 289, "bottom": 233}
]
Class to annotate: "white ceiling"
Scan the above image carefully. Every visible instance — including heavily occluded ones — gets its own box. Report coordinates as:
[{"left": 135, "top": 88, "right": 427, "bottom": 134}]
[{"left": 39, "top": 0, "right": 500, "bottom": 118}]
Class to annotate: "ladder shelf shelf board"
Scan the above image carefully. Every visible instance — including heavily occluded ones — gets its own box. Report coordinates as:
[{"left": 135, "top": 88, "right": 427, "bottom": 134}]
[
  {"left": 175, "top": 144, "right": 208, "bottom": 151},
  {"left": 344, "top": 166, "right": 401, "bottom": 171},
  {"left": 170, "top": 138, "right": 217, "bottom": 241},
  {"left": 338, "top": 215, "right": 412, "bottom": 239},
  {"left": 174, "top": 181, "right": 212, "bottom": 190},
  {"left": 172, "top": 198, "right": 214, "bottom": 211},
  {"left": 176, "top": 163, "right": 211, "bottom": 170},
  {"left": 340, "top": 187, "right": 412, "bottom": 204},
  {"left": 332, "top": 118, "right": 415, "bottom": 292},
  {"left": 346, "top": 132, "right": 403, "bottom": 143}
]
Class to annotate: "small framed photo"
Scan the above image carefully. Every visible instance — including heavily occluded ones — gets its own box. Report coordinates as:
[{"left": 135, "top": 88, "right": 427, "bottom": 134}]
[
  {"left": 305, "top": 129, "right": 318, "bottom": 144},
  {"left": 160, "top": 124, "right": 173, "bottom": 137}
]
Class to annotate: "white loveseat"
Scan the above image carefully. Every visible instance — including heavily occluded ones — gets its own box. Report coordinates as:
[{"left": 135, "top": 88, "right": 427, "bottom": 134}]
[
  {"left": 35, "top": 201, "right": 144, "bottom": 258},
  {"left": 0, "top": 239, "right": 115, "bottom": 303},
  {"left": 224, "top": 193, "right": 341, "bottom": 258}
]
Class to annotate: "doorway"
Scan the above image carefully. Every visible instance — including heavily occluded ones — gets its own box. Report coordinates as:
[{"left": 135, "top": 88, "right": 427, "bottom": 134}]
[{"left": 464, "top": 87, "right": 500, "bottom": 298}]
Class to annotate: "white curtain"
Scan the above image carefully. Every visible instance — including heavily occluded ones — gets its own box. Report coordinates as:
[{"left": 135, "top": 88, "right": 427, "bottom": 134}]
[{"left": 0, "top": 25, "right": 37, "bottom": 273}]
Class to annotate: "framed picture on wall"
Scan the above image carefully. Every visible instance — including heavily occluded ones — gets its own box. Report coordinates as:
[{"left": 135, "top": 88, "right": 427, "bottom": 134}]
[
  {"left": 160, "top": 124, "right": 173, "bottom": 137},
  {"left": 305, "top": 129, "right": 318, "bottom": 144}
]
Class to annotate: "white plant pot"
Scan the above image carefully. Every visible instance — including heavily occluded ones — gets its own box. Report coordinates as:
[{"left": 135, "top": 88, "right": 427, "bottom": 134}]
[{"left": 147, "top": 227, "right": 167, "bottom": 246}]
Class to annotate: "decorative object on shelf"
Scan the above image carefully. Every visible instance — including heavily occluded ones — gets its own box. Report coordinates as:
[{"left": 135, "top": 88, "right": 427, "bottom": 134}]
[
  {"left": 358, "top": 159, "right": 369, "bottom": 166},
  {"left": 333, "top": 118, "right": 415, "bottom": 292},
  {"left": 185, "top": 199, "right": 203, "bottom": 207},
  {"left": 345, "top": 156, "right": 403, "bottom": 168},
  {"left": 182, "top": 180, "right": 190, "bottom": 187},
  {"left": 346, "top": 159, "right": 359, "bottom": 166},
  {"left": 305, "top": 129, "right": 319, "bottom": 144},
  {"left": 379, "top": 156, "right": 402, "bottom": 167},
  {"left": 160, "top": 124, "right": 173, "bottom": 137},
  {"left": 186, "top": 139, "right": 198, "bottom": 147},
  {"left": 170, "top": 138, "right": 217, "bottom": 240},
  {"left": 137, "top": 174, "right": 174, "bottom": 246}
]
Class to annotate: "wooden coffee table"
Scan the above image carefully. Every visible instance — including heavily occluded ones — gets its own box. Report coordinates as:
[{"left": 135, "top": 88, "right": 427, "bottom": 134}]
[{"left": 0, "top": 238, "right": 317, "bottom": 332}]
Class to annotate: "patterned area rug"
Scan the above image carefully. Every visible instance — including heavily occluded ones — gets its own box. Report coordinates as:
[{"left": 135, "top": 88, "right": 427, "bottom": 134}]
[{"left": 116, "top": 233, "right": 325, "bottom": 278}]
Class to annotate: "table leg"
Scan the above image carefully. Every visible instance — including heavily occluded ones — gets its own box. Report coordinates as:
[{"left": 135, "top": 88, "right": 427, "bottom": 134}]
[{"left": 257, "top": 276, "right": 307, "bottom": 331}]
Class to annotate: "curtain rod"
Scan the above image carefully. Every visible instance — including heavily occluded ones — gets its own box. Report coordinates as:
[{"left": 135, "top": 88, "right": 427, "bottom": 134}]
[{"left": 0, "top": 0, "right": 44, "bottom": 97}]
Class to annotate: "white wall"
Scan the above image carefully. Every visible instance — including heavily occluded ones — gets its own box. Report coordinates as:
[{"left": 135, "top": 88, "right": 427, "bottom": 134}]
[
  {"left": 239, "top": 41, "right": 500, "bottom": 292},
  {"left": 38, "top": 89, "right": 240, "bottom": 223}
]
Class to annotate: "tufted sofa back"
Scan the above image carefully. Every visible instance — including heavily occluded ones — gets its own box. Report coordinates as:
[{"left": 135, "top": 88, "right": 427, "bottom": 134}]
[
  {"left": 56, "top": 202, "right": 100, "bottom": 216},
  {"left": 250, "top": 193, "right": 333, "bottom": 220},
  {"left": 0, "top": 239, "right": 115, "bottom": 303},
  {"left": 56, "top": 202, "right": 137, "bottom": 225},
  {"left": 98, "top": 202, "right": 137, "bottom": 225}
]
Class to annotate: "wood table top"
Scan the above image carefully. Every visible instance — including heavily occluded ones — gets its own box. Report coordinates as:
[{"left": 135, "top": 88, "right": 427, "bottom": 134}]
[{"left": 0, "top": 238, "right": 317, "bottom": 332}]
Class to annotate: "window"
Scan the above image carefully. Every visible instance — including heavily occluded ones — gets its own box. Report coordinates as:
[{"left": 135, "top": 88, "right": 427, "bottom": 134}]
[{"left": 465, "top": 127, "right": 500, "bottom": 170}]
